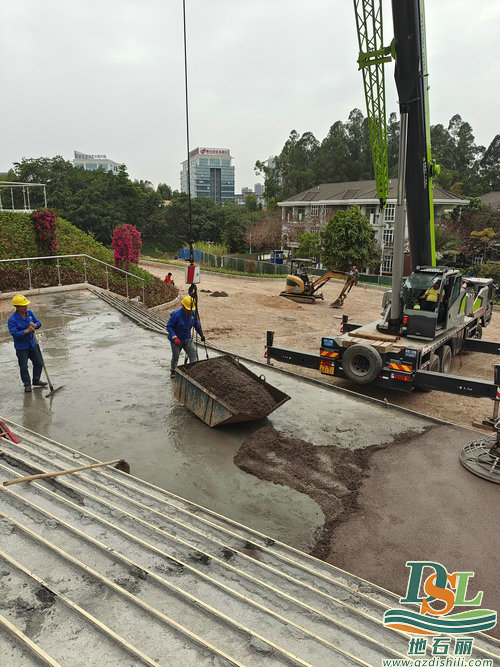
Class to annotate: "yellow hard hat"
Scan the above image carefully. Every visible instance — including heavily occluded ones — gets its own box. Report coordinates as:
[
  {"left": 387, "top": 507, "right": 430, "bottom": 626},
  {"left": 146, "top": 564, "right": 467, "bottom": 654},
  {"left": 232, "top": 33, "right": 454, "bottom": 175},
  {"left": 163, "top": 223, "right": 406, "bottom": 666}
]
[
  {"left": 182, "top": 295, "right": 195, "bottom": 310},
  {"left": 12, "top": 294, "right": 30, "bottom": 306}
]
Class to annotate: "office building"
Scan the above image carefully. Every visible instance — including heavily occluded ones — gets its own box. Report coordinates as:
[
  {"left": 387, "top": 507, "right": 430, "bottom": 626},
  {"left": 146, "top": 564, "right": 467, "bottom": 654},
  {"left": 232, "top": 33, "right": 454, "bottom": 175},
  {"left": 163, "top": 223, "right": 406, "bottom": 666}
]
[
  {"left": 180, "top": 147, "right": 235, "bottom": 203},
  {"left": 73, "top": 151, "right": 121, "bottom": 174}
]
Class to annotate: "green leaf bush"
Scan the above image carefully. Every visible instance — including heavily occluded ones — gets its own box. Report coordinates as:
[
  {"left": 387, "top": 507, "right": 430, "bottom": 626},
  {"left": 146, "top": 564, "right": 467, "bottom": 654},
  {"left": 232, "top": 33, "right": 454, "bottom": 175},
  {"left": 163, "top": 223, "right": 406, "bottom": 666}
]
[{"left": 0, "top": 211, "right": 177, "bottom": 307}]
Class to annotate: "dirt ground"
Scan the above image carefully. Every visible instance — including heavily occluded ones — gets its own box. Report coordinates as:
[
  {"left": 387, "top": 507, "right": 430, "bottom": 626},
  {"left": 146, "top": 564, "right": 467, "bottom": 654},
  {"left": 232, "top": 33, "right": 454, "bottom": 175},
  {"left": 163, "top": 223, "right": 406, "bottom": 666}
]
[{"left": 142, "top": 261, "right": 500, "bottom": 430}]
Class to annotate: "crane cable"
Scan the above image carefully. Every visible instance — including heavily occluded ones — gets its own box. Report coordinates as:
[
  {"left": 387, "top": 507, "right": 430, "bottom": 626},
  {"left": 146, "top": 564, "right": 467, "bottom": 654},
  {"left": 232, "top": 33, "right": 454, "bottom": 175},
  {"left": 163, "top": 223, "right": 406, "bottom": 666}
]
[{"left": 182, "top": 0, "right": 207, "bottom": 363}]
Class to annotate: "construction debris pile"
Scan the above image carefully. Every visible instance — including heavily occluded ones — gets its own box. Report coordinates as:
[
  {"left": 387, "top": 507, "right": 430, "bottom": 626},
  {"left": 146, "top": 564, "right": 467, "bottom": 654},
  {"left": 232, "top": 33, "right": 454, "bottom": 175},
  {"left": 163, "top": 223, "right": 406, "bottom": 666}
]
[
  {"left": 182, "top": 356, "right": 277, "bottom": 416},
  {"left": 235, "top": 425, "right": 379, "bottom": 558}
]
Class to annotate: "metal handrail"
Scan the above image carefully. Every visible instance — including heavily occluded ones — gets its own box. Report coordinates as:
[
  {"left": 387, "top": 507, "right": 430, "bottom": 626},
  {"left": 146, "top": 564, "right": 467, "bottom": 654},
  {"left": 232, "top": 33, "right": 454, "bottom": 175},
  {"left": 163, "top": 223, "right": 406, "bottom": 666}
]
[{"left": 0, "top": 254, "right": 146, "bottom": 305}]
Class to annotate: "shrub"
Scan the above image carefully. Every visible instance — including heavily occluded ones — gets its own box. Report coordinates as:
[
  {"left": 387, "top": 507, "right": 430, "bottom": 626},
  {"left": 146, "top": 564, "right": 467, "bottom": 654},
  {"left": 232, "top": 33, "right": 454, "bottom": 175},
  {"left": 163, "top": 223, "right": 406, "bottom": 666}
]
[
  {"left": 32, "top": 208, "right": 58, "bottom": 254},
  {"left": 111, "top": 224, "right": 142, "bottom": 271}
]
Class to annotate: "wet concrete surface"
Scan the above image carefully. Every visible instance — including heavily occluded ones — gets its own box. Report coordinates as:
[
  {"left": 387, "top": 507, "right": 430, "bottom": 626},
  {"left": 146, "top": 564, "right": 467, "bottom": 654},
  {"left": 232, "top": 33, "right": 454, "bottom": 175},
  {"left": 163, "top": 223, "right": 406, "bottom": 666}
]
[
  {"left": 0, "top": 291, "right": 430, "bottom": 553},
  {"left": 1, "top": 290, "right": 499, "bottom": 632}
]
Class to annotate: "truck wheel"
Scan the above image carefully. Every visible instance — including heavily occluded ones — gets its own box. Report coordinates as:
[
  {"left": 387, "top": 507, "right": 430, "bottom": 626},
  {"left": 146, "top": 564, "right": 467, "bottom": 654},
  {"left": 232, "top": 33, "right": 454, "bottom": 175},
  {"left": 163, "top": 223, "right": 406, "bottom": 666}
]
[
  {"left": 429, "top": 353, "right": 441, "bottom": 372},
  {"left": 342, "top": 344, "right": 383, "bottom": 384},
  {"left": 474, "top": 323, "right": 483, "bottom": 339},
  {"left": 417, "top": 353, "right": 441, "bottom": 393},
  {"left": 440, "top": 345, "right": 452, "bottom": 374}
]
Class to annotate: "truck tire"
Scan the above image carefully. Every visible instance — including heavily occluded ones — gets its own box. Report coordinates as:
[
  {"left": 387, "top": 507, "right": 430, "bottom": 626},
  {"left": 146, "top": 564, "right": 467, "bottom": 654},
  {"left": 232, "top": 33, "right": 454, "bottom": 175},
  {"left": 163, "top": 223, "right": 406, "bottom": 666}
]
[
  {"left": 440, "top": 345, "right": 452, "bottom": 374},
  {"left": 474, "top": 323, "right": 483, "bottom": 339},
  {"left": 429, "top": 353, "right": 440, "bottom": 372},
  {"left": 342, "top": 344, "right": 383, "bottom": 384},
  {"left": 418, "top": 353, "right": 441, "bottom": 393}
]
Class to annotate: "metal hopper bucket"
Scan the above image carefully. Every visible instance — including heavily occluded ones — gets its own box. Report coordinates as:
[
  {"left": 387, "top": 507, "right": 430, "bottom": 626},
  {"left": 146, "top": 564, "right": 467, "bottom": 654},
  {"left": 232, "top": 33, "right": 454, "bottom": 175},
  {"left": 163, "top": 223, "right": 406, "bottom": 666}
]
[{"left": 173, "top": 355, "right": 291, "bottom": 427}]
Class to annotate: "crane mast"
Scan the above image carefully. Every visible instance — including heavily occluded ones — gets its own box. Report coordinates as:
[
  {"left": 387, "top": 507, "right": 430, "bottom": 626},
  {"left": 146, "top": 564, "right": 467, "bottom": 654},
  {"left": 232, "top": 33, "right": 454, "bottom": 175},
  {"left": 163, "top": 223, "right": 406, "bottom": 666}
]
[{"left": 353, "top": 0, "right": 436, "bottom": 276}]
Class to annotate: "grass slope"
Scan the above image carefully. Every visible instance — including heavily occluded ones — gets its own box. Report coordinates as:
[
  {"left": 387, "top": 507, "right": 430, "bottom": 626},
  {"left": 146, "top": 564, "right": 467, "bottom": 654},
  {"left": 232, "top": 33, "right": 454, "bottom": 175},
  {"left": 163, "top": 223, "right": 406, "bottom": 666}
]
[{"left": 0, "top": 211, "right": 176, "bottom": 306}]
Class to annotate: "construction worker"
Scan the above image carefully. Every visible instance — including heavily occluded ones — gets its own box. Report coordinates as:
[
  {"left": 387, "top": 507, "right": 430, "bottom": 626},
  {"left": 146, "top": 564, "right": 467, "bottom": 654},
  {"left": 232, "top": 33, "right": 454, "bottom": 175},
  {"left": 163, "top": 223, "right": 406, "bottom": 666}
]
[
  {"left": 420, "top": 279, "right": 443, "bottom": 311},
  {"left": 166, "top": 295, "right": 205, "bottom": 378},
  {"left": 297, "top": 264, "right": 309, "bottom": 286},
  {"left": 351, "top": 266, "right": 359, "bottom": 285},
  {"left": 164, "top": 272, "right": 174, "bottom": 285},
  {"left": 8, "top": 295, "right": 48, "bottom": 392}
]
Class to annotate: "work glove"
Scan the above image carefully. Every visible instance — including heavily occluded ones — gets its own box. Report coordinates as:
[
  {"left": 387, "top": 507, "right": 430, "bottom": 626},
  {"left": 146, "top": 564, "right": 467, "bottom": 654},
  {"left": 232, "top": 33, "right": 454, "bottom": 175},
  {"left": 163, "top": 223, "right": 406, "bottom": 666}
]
[
  {"left": 173, "top": 337, "right": 181, "bottom": 346},
  {"left": 200, "top": 335, "right": 206, "bottom": 342}
]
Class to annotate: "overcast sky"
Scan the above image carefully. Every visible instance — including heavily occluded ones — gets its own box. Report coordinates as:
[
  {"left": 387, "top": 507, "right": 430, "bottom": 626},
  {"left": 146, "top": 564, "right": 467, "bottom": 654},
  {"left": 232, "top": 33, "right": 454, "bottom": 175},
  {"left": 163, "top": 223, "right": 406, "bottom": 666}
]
[{"left": 1, "top": 0, "right": 498, "bottom": 193}]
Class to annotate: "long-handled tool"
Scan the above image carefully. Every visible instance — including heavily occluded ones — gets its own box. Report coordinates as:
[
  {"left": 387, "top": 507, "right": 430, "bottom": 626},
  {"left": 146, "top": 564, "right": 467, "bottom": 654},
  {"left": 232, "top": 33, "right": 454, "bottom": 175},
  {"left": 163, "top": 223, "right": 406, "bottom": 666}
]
[
  {"left": 33, "top": 331, "right": 64, "bottom": 398},
  {"left": 2, "top": 458, "right": 130, "bottom": 487}
]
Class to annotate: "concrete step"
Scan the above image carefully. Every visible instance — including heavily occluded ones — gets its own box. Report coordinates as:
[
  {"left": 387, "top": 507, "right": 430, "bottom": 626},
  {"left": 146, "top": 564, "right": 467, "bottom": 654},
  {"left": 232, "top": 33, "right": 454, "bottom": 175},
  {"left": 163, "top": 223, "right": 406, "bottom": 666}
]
[
  {"left": 90, "top": 288, "right": 169, "bottom": 334},
  {"left": 1, "top": 419, "right": 499, "bottom": 666}
]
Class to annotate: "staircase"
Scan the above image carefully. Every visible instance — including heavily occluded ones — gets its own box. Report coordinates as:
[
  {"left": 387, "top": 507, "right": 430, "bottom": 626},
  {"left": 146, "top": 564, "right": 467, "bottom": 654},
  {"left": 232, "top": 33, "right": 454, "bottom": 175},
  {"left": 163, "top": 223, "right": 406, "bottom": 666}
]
[{"left": 91, "top": 288, "right": 169, "bottom": 335}]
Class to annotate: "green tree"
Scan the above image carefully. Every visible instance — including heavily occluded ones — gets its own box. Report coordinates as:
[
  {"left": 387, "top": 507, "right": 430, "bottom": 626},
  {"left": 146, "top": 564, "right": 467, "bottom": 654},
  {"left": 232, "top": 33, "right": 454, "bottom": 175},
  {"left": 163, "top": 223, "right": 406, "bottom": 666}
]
[
  {"left": 387, "top": 112, "right": 400, "bottom": 178},
  {"left": 221, "top": 203, "right": 257, "bottom": 253},
  {"left": 296, "top": 232, "right": 320, "bottom": 259},
  {"left": 157, "top": 183, "right": 173, "bottom": 200},
  {"left": 434, "top": 224, "right": 461, "bottom": 264},
  {"left": 314, "top": 121, "right": 351, "bottom": 183},
  {"left": 254, "top": 159, "right": 281, "bottom": 208},
  {"left": 344, "top": 109, "right": 373, "bottom": 180},
  {"left": 245, "top": 193, "right": 258, "bottom": 211},
  {"left": 480, "top": 135, "right": 500, "bottom": 191},
  {"left": 321, "top": 207, "right": 380, "bottom": 271}
]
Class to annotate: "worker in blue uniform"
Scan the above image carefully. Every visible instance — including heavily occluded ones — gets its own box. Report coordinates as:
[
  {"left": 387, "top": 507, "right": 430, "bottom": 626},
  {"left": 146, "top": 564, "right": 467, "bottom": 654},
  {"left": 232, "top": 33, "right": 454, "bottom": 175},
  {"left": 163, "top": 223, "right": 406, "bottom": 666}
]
[
  {"left": 166, "top": 295, "right": 205, "bottom": 378},
  {"left": 8, "top": 295, "right": 48, "bottom": 392}
]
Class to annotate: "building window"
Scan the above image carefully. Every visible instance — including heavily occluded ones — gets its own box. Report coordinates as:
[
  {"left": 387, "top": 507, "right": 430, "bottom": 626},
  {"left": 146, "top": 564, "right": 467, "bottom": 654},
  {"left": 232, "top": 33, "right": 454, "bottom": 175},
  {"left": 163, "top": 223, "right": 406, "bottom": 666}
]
[
  {"left": 381, "top": 256, "right": 393, "bottom": 273},
  {"left": 382, "top": 227, "right": 394, "bottom": 245},
  {"left": 365, "top": 205, "right": 377, "bottom": 222},
  {"left": 384, "top": 204, "right": 395, "bottom": 222}
]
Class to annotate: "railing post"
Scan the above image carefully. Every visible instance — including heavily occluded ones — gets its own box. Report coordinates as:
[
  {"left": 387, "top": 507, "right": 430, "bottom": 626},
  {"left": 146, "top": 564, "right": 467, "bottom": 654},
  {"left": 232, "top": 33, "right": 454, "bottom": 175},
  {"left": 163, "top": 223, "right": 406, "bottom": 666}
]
[
  {"left": 83, "top": 257, "right": 87, "bottom": 283},
  {"left": 27, "top": 259, "right": 32, "bottom": 290},
  {"left": 56, "top": 257, "right": 62, "bottom": 286},
  {"left": 105, "top": 265, "right": 109, "bottom": 291},
  {"left": 126, "top": 274, "right": 129, "bottom": 298},
  {"left": 142, "top": 282, "right": 146, "bottom": 306}
]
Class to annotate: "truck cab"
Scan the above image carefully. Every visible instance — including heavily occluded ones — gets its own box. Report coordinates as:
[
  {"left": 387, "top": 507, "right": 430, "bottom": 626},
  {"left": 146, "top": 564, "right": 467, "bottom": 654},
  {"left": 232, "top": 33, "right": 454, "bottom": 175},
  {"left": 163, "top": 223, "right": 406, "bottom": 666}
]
[
  {"left": 398, "top": 267, "right": 493, "bottom": 340},
  {"left": 400, "top": 267, "right": 464, "bottom": 339}
]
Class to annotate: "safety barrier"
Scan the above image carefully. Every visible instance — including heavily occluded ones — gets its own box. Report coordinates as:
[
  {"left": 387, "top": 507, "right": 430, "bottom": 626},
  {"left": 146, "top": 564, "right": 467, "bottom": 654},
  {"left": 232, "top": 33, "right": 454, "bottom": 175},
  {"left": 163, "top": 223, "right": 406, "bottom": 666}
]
[{"left": 0, "top": 254, "right": 147, "bottom": 304}]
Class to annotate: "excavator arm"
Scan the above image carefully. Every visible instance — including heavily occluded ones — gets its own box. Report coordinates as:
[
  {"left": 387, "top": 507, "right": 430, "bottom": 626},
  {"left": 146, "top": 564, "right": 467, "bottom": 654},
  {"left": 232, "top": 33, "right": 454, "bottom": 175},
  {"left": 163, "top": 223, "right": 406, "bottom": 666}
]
[{"left": 311, "top": 271, "right": 350, "bottom": 292}]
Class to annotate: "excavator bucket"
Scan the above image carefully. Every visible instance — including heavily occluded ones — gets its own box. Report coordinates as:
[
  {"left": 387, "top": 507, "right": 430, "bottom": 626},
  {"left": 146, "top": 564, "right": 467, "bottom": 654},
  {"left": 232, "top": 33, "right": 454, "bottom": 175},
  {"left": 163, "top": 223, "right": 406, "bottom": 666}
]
[{"left": 331, "top": 298, "right": 343, "bottom": 308}]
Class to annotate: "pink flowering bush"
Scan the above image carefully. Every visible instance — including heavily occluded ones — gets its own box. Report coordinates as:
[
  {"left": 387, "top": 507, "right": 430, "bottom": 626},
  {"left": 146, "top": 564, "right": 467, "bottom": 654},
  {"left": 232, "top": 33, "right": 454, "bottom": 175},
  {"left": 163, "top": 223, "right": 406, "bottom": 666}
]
[
  {"left": 111, "top": 224, "right": 142, "bottom": 271},
  {"left": 32, "top": 208, "right": 59, "bottom": 254}
]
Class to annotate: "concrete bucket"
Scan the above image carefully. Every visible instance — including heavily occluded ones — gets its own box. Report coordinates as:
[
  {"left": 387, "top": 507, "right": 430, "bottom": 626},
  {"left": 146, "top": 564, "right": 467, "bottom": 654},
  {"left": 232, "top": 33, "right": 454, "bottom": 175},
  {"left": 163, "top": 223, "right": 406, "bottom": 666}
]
[{"left": 173, "top": 355, "right": 291, "bottom": 427}]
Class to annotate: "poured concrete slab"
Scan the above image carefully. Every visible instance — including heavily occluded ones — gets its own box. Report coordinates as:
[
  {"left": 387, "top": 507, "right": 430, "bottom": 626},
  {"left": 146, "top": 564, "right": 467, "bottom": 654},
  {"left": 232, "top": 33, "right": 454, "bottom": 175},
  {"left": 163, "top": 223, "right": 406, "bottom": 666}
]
[{"left": 1, "top": 289, "right": 499, "bottom": 651}]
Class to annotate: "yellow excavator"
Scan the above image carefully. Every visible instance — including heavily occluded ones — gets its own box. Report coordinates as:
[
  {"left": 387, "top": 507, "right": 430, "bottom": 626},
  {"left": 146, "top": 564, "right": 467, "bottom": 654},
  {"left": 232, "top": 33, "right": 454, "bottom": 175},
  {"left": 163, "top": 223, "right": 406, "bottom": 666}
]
[{"left": 280, "top": 261, "right": 357, "bottom": 306}]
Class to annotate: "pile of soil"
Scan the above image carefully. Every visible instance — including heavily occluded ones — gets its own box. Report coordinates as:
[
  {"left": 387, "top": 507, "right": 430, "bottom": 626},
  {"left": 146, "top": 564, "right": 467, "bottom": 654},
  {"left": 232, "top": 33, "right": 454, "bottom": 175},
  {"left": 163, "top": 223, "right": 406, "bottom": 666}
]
[
  {"left": 209, "top": 291, "right": 228, "bottom": 297},
  {"left": 234, "top": 425, "right": 380, "bottom": 558},
  {"left": 183, "top": 356, "right": 277, "bottom": 416}
]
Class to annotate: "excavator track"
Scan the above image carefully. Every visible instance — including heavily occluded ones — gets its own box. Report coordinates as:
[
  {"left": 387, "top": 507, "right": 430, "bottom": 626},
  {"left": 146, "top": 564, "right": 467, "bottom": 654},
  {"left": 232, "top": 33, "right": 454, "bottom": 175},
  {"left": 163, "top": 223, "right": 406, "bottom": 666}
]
[{"left": 279, "top": 292, "right": 317, "bottom": 304}]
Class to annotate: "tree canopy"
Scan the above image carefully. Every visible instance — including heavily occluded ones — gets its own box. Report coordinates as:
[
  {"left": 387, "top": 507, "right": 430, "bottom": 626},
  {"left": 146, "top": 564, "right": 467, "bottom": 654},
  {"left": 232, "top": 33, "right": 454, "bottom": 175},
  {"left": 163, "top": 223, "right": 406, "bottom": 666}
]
[
  {"left": 256, "top": 110, "right": 500, "bottom": 202},
  {"left": 4, "top": 157, "right": 261, "bottom": 254},
  {"left": 321, "top": 207, "right": 381, "bottom": 272}
]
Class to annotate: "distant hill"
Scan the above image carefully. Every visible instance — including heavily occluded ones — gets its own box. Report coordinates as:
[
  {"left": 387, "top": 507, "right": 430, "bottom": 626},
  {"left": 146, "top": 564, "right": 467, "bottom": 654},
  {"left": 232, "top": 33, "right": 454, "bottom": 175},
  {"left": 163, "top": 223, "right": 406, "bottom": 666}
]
[{"left": 0, "top": 211, "right": 176, "bottom": 306}]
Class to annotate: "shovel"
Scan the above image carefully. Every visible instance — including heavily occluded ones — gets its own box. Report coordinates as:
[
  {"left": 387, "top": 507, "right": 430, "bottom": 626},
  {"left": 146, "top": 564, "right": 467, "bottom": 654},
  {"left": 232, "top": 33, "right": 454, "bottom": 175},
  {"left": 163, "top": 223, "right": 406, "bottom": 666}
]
[{"left": 33, "top": 331, "right": 64, "bottom": 398}]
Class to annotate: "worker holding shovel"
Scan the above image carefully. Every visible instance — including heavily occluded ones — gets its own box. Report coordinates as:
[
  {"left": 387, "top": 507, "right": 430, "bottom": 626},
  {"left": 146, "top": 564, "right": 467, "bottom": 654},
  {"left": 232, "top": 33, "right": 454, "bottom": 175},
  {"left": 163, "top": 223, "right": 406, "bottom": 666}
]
[
  {"left": 166, "top": 295, "right": 205, "bottom": 378},
  {"left": 8, "top": 295, "right": 48, "bottom": 393}
]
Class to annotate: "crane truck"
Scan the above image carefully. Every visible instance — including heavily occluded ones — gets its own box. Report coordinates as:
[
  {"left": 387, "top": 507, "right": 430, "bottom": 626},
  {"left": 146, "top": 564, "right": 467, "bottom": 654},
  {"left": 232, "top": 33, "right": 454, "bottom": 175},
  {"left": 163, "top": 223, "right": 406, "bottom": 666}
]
[{"left": 266, "top": 0, "right": 500, "bottom": 401}]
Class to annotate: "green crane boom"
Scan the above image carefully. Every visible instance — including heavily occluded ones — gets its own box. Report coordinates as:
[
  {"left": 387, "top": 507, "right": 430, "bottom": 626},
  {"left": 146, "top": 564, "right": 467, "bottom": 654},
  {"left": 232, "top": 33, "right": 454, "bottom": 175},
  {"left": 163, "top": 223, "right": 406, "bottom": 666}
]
[{"left": 353, "top": 0, "right": 392, "bottom": 210}]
